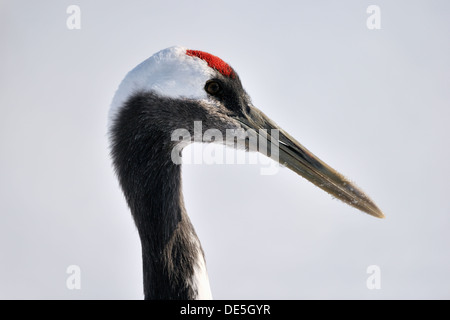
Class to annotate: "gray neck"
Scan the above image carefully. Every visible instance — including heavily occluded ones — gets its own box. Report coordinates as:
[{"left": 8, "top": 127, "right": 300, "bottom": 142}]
[{"left": 109, "top": 92, "right": 211, "bottom": 299}]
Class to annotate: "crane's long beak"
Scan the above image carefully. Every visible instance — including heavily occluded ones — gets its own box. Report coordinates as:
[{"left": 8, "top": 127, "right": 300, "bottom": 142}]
[{"left": 235, "top": 106, "right": 384, "bottom": 218}]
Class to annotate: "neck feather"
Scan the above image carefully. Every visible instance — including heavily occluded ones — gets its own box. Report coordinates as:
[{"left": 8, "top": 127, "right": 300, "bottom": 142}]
[{"left": 110, "top": 93, "right": 212, "bottom": 300}]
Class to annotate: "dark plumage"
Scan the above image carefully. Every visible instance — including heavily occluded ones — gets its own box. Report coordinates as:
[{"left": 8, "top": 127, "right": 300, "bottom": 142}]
[{"left": 111, "top": 93, "right": 210, "bottom": 299}]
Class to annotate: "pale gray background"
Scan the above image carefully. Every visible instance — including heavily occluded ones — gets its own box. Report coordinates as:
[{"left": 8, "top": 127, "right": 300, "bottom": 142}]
[{"left": 0, "top": 0, "right": 449, "bottom": 299}]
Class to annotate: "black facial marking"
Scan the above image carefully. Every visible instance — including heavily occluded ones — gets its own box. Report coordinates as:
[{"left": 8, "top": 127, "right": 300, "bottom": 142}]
[{"left": 206, "top": 72, "right": 251, "bottom": 117}]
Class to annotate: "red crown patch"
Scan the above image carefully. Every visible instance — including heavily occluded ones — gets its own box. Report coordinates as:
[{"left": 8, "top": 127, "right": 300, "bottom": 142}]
[{"left": 186, "top": 49, "right": 236, "bottom": 79}]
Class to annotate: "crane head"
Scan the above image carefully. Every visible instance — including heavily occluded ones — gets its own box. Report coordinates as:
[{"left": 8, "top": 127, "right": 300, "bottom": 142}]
[{"left": 109, "top": 46, "right": 384, "bottom": 219}]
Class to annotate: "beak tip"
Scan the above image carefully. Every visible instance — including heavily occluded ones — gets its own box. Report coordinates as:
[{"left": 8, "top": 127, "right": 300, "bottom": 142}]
[
  {"left": 368, "top": 208, "right": 385, "bottom": 219},
  {"left": 377, "top": 212, "right": 386, "bottom": 219}
]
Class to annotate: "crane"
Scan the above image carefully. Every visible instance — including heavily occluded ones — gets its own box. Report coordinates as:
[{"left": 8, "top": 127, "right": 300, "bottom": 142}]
[{"left": 108, "top": 46, "right": 384, "bottom": 300}]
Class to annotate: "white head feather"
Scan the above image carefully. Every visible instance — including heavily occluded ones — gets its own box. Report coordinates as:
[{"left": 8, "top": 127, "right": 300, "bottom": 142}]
[{"left": 108, "top": 46, "right": 215, "bottom": 129}]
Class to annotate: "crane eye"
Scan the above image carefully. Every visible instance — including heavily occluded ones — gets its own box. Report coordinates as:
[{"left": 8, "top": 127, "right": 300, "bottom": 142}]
[{"left": 205, "top": 81, "right": 222, "bottom": 96}]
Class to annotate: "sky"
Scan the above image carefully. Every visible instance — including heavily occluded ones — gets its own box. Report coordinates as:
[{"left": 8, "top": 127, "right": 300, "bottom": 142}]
[{"left": 0, "top": 0, "right": 449, "bottom": 299}]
